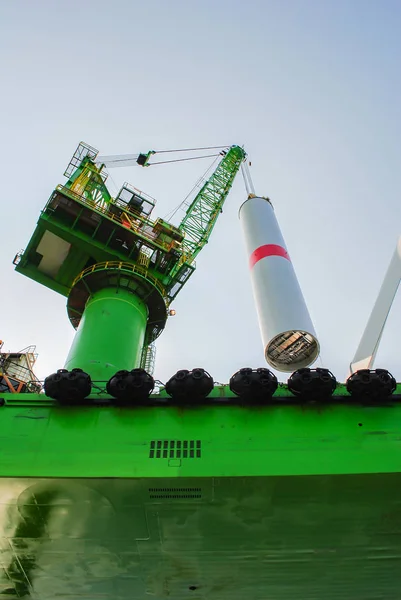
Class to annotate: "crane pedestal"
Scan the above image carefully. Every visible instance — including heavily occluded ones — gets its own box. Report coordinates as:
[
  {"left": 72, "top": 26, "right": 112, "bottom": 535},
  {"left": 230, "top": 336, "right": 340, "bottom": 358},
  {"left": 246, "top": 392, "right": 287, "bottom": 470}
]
[
  {"left": 65, "top": 288, "right": 148, "bottom": 380},
  {"left": 65, "top": 262, "right": 167, "bottom": 381}
]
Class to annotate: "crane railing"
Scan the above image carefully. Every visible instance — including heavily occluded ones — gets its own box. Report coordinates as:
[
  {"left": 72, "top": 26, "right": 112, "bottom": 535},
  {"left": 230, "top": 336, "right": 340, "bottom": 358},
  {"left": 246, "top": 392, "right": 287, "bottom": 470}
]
[
  {"left": 50, "top": 185, "right": 178, "bottom": 254},
  {"left": 71, "top": 260, "right": 167, "bottom": 300}
]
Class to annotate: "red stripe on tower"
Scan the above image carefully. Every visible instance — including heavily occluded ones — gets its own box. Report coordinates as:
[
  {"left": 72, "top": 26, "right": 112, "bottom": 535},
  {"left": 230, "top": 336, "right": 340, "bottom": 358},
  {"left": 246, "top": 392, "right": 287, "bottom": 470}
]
[{"left": 249, "top": 244, "right": 290, "bottom": 269}]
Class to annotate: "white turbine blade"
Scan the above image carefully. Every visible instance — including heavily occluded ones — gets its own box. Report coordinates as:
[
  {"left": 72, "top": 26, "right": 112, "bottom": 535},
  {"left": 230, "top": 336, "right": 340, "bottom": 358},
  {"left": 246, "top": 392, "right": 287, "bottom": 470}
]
[{"left": 350, "top": 237, "right": 401, "bottom": 373}]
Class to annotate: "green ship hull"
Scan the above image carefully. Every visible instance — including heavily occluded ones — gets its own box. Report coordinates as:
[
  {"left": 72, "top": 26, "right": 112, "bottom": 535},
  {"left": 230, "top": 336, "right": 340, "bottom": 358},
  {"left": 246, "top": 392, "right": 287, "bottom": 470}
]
[{"left": 0, "top": 390, "right": 400, "bottom": 598}]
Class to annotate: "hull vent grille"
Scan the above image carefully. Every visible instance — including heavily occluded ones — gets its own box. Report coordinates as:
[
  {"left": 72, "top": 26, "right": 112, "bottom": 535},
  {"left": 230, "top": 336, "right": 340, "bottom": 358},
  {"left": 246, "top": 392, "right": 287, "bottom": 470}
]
[
  {"left": 148, "top": 487, "right": 202, "bottom": 500},
  {"left": 149, "top": 440, "right": 201, "bottom": 459}
]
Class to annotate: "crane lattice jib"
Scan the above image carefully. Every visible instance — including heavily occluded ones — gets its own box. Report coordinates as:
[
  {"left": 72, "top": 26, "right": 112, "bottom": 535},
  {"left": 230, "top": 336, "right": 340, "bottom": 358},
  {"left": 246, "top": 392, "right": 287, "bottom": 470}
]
[{"left": 178, "top": 145, "right": 246, "bottom": 262}]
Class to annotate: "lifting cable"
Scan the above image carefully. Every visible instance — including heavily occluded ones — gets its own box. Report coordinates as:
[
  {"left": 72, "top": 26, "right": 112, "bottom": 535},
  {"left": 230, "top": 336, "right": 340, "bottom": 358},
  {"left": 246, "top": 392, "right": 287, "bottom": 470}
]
[
  {"left": 97, "top": 146, "right": 229, "bottom": 168},
  {"left": 163, "top": 155, "right": 221, "bottom": 222},
  {"left": 154, "top": 145, "right": 229, "bottom": 154},
  {"left": 148, "top": 153, "right": 221, "bottom": 166},
  {"left": 241, "top": 161, "right": 256, "bottom": 196}
]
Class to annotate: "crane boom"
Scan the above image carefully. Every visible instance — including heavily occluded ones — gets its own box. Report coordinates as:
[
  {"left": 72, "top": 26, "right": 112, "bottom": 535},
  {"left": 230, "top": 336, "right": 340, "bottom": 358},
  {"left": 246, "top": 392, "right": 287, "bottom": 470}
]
[{"left": 177, "top": 145, "right": 246, "bottom": 262}]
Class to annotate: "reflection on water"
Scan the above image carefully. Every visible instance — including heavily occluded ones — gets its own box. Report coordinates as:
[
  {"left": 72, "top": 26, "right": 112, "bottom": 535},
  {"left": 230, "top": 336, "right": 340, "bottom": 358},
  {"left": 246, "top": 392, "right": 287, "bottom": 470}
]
[{"left": 1, "top": 480, "right": 123, "bottom": 598}]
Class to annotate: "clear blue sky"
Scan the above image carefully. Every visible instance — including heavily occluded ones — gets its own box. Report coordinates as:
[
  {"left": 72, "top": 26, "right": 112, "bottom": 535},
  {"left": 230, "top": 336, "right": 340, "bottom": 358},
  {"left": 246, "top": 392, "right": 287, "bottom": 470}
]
[{"left": 1, "top": 0, "right": 400, "bottom": 383}]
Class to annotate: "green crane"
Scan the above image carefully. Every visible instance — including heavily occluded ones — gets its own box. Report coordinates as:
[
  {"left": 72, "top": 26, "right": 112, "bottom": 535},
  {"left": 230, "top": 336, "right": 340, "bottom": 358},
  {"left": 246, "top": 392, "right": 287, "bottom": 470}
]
[{"left": 15, "top": 142, "right": 246, "bottom": 381}]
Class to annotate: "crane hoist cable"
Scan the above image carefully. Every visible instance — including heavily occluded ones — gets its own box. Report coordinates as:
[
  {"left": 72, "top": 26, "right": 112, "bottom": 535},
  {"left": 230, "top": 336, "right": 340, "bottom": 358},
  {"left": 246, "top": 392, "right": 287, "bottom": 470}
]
[
  {"left": 148, "top": 152, "right": 221, "bottom": 166},
  {"left": 96, "top": 145, "right": 230, "bottom": 169},
  {"left": 152, "top": 145, "right": 229, "bottom": 154},
  {"left": 163, "top": 154, "right": 221, "bottom": 222},
  {"left": 241, "top": 160, "right": 256, "bottom": 196}
]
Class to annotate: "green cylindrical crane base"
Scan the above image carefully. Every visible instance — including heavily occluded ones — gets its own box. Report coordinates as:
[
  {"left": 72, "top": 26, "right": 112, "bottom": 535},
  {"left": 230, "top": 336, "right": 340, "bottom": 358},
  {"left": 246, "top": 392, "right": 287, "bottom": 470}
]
[{"left": 65, "top": 287, "right": 148, "bottom": 381}]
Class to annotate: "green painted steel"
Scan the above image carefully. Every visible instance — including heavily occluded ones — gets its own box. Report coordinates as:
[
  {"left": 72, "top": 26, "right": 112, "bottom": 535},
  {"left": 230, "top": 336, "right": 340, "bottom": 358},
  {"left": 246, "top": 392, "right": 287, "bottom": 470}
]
[
  {"left": 2, "top": 385, "right": 401, "bottom": 598},
  {"left": 0, "top": 400, "right": 401, "bottom": 478},
  {"left": 64, "top": 287, "right": 148, "bottom": 380},
  {"left": 1, "top": 472, "right": 400, "bottom": 599},
  {"left": 177, "top": 145, "right": 246, "bottom": 264},
  {"left": 65, "top": 155, "right": 112, "bottom": 207},
  {"left": 0, "top": 472, "right": 400, "bottom": 599},
  {"left": 15, "top": 144, "right": 245, "bottom": 305},
  {"left": 1, "top": 397, "right": 401, "bottom": 597}
]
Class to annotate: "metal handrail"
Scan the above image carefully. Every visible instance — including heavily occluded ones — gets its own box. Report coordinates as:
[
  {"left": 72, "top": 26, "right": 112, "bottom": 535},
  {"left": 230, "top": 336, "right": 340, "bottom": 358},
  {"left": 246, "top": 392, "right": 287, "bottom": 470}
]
[
  {"left": 72, "top": 261, "right": 166, "bottom": 298},
  {"left": 54, "top": 185, "right": 176, "bottom": 254}
]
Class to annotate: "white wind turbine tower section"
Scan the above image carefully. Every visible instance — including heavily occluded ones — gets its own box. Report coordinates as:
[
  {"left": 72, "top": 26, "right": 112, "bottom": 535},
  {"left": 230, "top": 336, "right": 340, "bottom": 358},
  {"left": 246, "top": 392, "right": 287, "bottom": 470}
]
[
  {"left": 239, "top": 194, "right": 319, "bottom": 372},
  {"left": 350, "top": 237, "right": 401, "bottom": 374}
]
